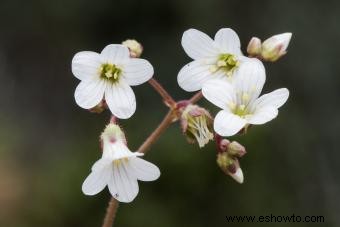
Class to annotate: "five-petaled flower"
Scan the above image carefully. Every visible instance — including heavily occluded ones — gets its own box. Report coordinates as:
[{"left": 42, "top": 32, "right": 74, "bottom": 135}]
[
  {"left": 202, "top": 59, "right": 289, "bottom": 137},
  {"left": 177, "top": 28, "right": 263, "bottom": 92},
  {"left": 72, "top": 44, "right": 154, "bottom": 119},
  {"left": 82, "top": 123, "right": 160, "bottom": 203}
]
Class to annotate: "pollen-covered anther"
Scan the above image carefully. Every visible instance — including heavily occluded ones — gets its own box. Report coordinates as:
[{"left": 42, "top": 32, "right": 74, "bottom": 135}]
[
  {"left": 209, "top": 65, "right": 219, "bottom": 73},
  {"left": 210, "top": 54, "right": 239, "bottom": 76},
  {"left": 100, "top": 63, "right": 122, "bottom": 83}
]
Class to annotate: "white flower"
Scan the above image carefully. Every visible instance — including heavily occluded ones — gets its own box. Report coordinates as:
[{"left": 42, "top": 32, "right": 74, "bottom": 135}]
[
  {"left": 72, "top": 44, "right": 154, "bottom": 119},
  {"left": 261, "top": 33, "right": 292, "bottom": 61},
  {"left": 202, "top": 59, "right": 289, "bottom": 137},
  {"left": 177, "top": 28, "right": 261, "bottom": 92},
  {"left": 82, "top": 124, "right": 160, "bottom": 203}
]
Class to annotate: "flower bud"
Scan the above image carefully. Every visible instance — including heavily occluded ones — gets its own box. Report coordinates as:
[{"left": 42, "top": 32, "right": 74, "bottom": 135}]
[
  {"left": 180, "top": 104, "right": 214, "bottom": 148},
  {"left": 122, "top": 39, "right": 143, "bottom": 58},
  {"left": 261, "top": 33, "right": 292, "bottom": 62},
  {"left": 100, "top": 122, "right": 127, "bottom": 146},
  {"left": 227, "top": 141, "right": 246, "bottom": 157},
  {"left": 247, "top": 37, "right": 262, "bottom": 56},
  {"left": 216, "top": 152, "right": 244, "bottom": 184},
  {"left": 219, "top": 139, "right": 230, "bottom": 152}
]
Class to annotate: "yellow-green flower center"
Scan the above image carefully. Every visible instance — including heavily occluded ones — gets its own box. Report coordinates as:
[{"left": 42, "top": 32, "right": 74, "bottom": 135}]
[
  {"left": 228, "top": 93, "right": 252, "bottom": 118},
  {"left": 210, "top": 54, "right": 239, "bottom": 77},
  {"left": 113, "top": 158, "right": 129, "bottom": 166},
  {"left": 100, "top": 63, "right": 122, "bottom": 83}
]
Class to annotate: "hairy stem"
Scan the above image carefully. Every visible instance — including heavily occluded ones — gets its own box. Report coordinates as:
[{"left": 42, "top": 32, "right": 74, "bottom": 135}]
[
  {"left": 102, "top": 197, "right": 119, "bottom": 227},
  {"left": 138, "top": 110, "right": 176, "bottom": 154},
  {"left": 189, "top": 91, "right": 203, "bottom": 104},
  {"left": 148, "top": 78, "right": 176, "bottom": 108}
]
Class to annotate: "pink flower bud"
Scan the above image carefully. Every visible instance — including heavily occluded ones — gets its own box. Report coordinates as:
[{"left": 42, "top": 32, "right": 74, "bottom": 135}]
[
  {"left": 247, "top": 37, "right": 262, "bottom": 56},
  {"left": 219, "top": 139, "right": 230, "bottom": 152},
  {"left": 261, "top": 33, "right": 292, "bottom": 62}
]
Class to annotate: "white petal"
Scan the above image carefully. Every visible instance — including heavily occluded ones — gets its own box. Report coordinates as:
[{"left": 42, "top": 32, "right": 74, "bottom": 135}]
[
  {"left": 72, "top": 51, "right": 102, "bottom": 81},
  {"left": 109, "top": 162, "right": 139, "bottom": 203},
  {"left": 74, "top": 79, "right": 106, "bottom": 109},
  {"left": 177, "top": 60, "right": 214, "bottom": 92},
  {"left": 229, "top": 168, "right": 244, "bottom": 184},
  {"left": 82, "top": 167, "right": 110, "bottom": 196},
  {"left": 101, "top": 44, "right": 130, "bottom": 65},
  {"left": 252, "top": 88, "right": 289, "bottom": 110},
  {"left": 129, "top": 157, "right": 160, "bottom": 181},
  {"left": 202, "top": 79, "right": 236, "bottom": 110},
  {"left": 181, "top": 29, "right": 219, "bottom": 60},
  {"left": 123, "top": 58, "right": 154, "bottom": 86},
  {"left": 214, "top": 28, "right": 242, "bottom": 55},
  {"left": 91, "top": 158, "right": 112, "bottom": 172},
  {"left": 214, "top": 110, "right": 247, "bottom": 136},
  {"left": 263, "top": 33, "right": 292, "bottom": 51},
  {"left": 105, "top": 80, "right": 136, "bottom": 119},
  {"left": 103, "top": 141, "right": 139, "bottom": 161},
  {"left": 233, "top": 58, "right": 266, "bottom": 104},
  {"left": 247, "top": 107, "right": 278, "bottom": 125}
]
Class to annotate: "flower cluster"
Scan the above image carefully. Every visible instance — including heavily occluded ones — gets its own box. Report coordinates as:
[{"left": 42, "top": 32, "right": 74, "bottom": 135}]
[
  {"left": 177, "top": 28, "right": 290, "bottom": 182},
  {"left": 71, "top": 27, "right": 291, "bottom": 205}
]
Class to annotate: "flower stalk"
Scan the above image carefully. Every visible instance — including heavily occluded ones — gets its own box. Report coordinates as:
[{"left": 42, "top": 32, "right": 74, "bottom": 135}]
[{"left": 101, "top": 85, "right": 202, "bottom": 227}]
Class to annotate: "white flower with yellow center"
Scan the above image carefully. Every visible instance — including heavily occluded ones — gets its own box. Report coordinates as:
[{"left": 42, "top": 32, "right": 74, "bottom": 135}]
[
  {"left": 82, "top": 123, "right": 160, "bottom": 203},
  {"left": 177, "top": 28, "right": 262, "bottom": 92},
  {"left": 202, "top": 59, "right": 289, "bottom": 137},
  {"left": 72, "top": 44, "right": 154, "bottom": 119}
]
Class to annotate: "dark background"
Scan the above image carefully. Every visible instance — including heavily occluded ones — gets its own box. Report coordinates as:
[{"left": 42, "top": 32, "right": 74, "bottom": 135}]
[{"left": 0, "top": 0, "right": 339, "bottom": 226}]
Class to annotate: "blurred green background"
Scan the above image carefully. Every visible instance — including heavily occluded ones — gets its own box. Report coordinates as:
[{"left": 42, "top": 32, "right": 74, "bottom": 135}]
[{"left": 0, "top": 0, "right": 339, "bottom": 226}]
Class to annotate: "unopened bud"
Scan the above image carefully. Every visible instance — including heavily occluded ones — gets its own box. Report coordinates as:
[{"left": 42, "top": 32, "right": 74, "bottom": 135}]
[
  {"left": 229, "top": 166, "right": 244, "bottom": 184},
  {"left": 100, "top": 122, "right": 126, "bottom": 146},
  {"left": 261, "top": 33, "right": 292, "bottom": 62},
  {"left": 180, "top": 104, "right": 214, "bottom": 148},
  {"left": 247, "top": 37, "right": 262, "bottom": 56},
  {"left": 219, "top": 139, "right": 230, "bottom": 152},
  {"left": 122, "top": 39, "right": 143, "bottom": 58},
  {"left": 216, "top": 152, "right": 244, "bottom": 184},
  {"left": 228, "top": 141, "right": 246, "bottom": 157}
]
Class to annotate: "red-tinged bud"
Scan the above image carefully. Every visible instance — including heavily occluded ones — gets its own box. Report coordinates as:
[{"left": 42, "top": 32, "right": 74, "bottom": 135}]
[
  {"left": 261, "top": 33, "right": 292, "bottom": 62},
  {"left": 216, "top": 152, "right": 244, "bottom": 184},
  {"left": 228, "top": 141, "right": 246, "bottom": 157}
]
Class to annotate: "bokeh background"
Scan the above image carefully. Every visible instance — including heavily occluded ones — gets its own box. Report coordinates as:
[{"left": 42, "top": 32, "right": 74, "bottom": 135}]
[{"left": 0, "top": 0, "right": 339, "bottom": 226}]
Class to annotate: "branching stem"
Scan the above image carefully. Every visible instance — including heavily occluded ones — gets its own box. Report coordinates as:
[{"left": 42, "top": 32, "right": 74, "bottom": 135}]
[{"left": 101, "top": 83, "right": 202, "bottom": 227}]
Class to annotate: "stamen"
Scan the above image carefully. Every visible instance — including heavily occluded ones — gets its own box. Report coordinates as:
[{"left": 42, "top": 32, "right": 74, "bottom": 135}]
[{"left": 100, "top": 63, "right": 122, "bottom": 83}]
